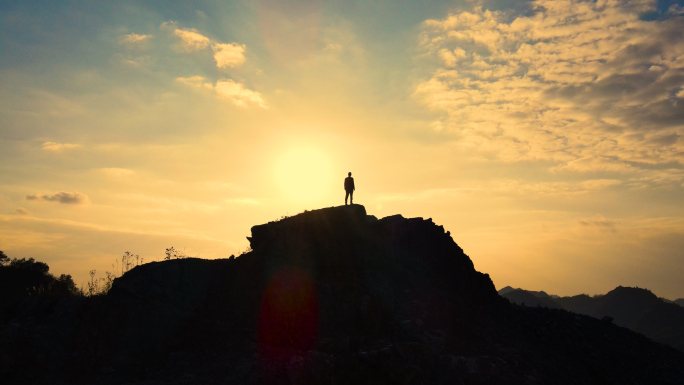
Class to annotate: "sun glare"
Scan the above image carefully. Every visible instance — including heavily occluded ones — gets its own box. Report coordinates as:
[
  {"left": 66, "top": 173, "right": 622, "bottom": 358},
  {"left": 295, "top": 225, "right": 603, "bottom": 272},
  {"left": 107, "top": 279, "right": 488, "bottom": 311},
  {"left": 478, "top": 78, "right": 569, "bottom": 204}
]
[{"left": 275, "top": 147, "right": 334, "bottom": 203}]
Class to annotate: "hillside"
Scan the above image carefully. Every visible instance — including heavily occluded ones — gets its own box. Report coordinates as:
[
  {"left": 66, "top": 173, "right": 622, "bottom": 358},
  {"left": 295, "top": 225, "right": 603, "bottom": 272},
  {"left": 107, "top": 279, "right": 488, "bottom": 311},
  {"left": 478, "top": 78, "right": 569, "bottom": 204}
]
[
  {"left": 2, "top": 205, "right": 684, "bottom": 384},
  {"left": 500, "top": 286, "right": 684, "bottom": 353},
  {"left": 496, "top": 287, "right": 563, "bottom": 309}
]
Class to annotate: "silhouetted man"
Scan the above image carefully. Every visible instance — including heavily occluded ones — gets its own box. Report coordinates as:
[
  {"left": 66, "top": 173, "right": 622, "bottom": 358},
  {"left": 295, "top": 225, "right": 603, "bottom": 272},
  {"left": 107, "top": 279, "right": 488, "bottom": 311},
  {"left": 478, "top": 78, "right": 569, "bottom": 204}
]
[{"left": 344, "top": 172, "right": 355, "bottom": 205}]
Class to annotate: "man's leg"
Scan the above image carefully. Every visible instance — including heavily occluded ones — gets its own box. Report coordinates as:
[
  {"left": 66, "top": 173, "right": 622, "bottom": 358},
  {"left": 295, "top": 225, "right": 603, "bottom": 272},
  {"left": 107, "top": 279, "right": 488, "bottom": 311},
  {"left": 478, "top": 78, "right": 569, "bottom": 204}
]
[
  {"left": 345, "top": 191, "right": 350, "bottom": 205},
  {"left": 350, "top": 191, "right": 353, "bottom": 204}
]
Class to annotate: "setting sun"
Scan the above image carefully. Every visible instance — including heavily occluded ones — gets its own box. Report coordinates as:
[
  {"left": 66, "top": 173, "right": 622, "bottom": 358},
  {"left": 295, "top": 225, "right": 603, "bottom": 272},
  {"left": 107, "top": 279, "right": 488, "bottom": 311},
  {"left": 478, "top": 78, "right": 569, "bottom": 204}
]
[{"left": 274, "top": 147, "right": 334, "bottom": 204}]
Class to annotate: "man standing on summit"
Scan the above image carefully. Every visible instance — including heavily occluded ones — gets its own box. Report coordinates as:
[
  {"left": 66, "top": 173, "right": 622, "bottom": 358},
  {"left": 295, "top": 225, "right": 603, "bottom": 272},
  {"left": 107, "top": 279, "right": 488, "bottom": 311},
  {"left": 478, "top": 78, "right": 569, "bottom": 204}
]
[{"left": 344, "top": 172, "right": 355, "bottom": 205}]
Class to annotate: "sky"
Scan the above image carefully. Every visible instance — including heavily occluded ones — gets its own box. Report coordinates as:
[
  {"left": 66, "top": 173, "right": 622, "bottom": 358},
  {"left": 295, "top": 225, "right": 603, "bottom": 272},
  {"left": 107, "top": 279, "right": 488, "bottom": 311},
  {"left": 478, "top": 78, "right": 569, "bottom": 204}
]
[{"left": 1, "top": 0, "right": 683, "bottom": 299}]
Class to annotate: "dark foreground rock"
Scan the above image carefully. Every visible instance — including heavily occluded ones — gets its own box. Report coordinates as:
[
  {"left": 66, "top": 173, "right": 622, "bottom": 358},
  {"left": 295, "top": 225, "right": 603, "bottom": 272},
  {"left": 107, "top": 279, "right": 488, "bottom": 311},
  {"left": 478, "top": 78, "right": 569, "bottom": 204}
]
[{"left": 2, "top": 205, "right": 684, "bottom": 384}]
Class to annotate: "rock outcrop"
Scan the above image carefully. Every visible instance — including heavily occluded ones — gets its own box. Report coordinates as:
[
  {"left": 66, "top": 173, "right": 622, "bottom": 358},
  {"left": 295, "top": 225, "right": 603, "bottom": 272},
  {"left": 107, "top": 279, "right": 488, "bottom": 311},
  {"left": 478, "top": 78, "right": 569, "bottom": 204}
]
[{"left": 2, "top": 205, "right": 684, "bottom": 384}]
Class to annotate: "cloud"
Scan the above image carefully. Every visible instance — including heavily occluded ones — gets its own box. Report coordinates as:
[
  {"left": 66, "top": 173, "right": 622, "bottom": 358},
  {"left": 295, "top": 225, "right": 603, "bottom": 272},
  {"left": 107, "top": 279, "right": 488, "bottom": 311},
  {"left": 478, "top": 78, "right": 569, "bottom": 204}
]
[
  {"left": 120, "top": 33, "right": 152, "bottom": 46},
  {"left": 551, "top": 156, "right": 636, "bottom": 173},
  {"left": 416, "top": 0, "right": 684, "bottom": 178},
  {"left": 26, "top": 192, "right": 89, "bottom": 204},
  {"left": 42, "top": 142, "right": 81, "bottom": 152},
  {"left": 215, "top": 80, "right": 267, "bottom": 108},
  {"left": 162, "top": 22, "right": 210, "bottom": 51},
  {"left": 579, "top": 179, "right": 623, "bottom": 190},
  {"left": 175, "top": 28, "right": 210, "bottom": 51},
  {"left": 439, "top": 47, "right": 466, "bottom": 67},
  {"left": 176, "top": 76, "right": 213, "bottom": 90},
  {"left": 176, "top": 77, "right": 267, "bottom": 108},
  {"left": 161, "top": 21, "right": 248, "bottom": 71},
  {"left": 579, "top": 215, "right": 618, "bottom": 232},
  {"left": 15, "top": 207, "right": 31, "bottom": 215},
  {"left": 212, "top": 43, "right": 246, "bottom": 69},
  {"left": 376, "top": 178, "right": 624, "bottom": 203}
]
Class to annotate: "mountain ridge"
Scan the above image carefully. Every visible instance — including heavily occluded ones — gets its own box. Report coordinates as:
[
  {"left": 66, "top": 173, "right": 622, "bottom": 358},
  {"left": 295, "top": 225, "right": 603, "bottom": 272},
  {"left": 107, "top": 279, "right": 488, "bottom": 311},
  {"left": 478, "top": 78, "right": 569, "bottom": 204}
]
[
  {"left": 499, "top": 285, "right": 684, "bottom": 353},
  {"left": 2, "top": 205, "right": 684, "bottom": 384}
]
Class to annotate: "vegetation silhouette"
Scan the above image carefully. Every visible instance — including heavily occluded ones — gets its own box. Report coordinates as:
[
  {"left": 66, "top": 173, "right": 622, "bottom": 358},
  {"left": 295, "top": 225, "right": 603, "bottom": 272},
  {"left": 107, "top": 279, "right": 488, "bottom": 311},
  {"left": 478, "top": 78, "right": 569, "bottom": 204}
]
[
  {"left": 86, "top": 247, "right": 190, "bottom": 296},
  {"left": 164, "top": 246, "right": 189, "bottom": 261},
  {"left": 0, "top": 250, "right": 79, "bottom": 321},
  {"left": 86, "top": 251, "right": 143, "bottom": 296}
]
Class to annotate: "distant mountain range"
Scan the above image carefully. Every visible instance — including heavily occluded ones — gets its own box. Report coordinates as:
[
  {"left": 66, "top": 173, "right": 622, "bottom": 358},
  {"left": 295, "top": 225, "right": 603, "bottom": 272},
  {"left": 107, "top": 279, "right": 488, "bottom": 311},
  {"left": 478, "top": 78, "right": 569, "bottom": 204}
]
[{"left": 499, "top": 285, "right": 684, "bottom": 352}]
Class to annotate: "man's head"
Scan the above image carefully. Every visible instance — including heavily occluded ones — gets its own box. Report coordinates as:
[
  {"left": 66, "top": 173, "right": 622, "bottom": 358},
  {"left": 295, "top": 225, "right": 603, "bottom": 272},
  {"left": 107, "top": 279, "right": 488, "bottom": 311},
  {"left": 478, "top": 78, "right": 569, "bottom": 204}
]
[{"left": 348, "top": 172, "right": 352, "bottom": 176}]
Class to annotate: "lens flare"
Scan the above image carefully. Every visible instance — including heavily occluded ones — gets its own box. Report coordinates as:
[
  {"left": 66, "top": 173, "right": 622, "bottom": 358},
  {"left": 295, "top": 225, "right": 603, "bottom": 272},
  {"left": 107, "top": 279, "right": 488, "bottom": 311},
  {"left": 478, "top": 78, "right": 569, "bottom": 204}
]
[{"left": 257, "top": 268, "right": 319, "bottom": 375}]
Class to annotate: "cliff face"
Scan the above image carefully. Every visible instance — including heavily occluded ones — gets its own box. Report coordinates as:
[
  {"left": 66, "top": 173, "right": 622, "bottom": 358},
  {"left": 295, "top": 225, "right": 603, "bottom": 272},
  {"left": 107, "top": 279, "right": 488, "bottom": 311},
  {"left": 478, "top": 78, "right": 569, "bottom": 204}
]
[
  {"left": 2, "top": 205, "right": 684, "bottom": 384},
  {"left": 248, "top": 205, "right": 501, "bottom": 354},
  {"left": 246, "top": 205, "right": 501, "bottom": 334}
]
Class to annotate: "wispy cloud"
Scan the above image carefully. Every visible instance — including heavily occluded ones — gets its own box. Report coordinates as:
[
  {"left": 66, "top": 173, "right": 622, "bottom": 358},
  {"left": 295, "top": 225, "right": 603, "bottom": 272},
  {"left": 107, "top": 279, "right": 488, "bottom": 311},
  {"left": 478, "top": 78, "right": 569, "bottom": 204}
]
[
  {"left": 551, "top": 156, "right": 636, "bottom": 174},
  {"left": 176, "top": 77, "right": 267, "bottom": 108},
  {"left": 175, "top": 76, "right": 213, "bottom": 89},
  {"left": 41, "top": 142, "right": 81, "bottom": 152},
  {"left": 15, "top": 207, "right": 31, "bottom": 216},
  {"left": 215, "top": 80, "right": 267, "bottom": 108},
  {"left": 120, "top": 33, "right": 152, "bottom": 46},
  {"left": 98, "top": 168, "right": 135, "bottom": 177},
  {"left": 0, "top": 214, "right": 228, "bottom": 243},
  {"left": 416, "top": 0, "right": 684, "bottom": 177},
  {"left": 162, "top": 21, "right": 211, "bottom": 51},
  {"left": 175, "top": 28, "right": 210, "bottom": 50},
  {"left": 579, "top": 215, "right": 618, "bottom": 232},
  {"left": 26, "top": 192, "right": 89, "bottom": 204},
  {"left": 376, "top": 178, "right": 623, "bottom": 202},
  {"left": 212, "top": 43, "right": 246, "bottom": 69}
]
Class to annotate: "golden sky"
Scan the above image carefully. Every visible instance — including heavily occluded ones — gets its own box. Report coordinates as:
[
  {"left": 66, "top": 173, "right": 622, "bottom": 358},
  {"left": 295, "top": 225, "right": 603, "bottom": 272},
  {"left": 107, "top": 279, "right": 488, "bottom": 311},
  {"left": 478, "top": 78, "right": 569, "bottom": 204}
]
[{"left": 1, "top": 0, "right": 683, "bottom": 299}]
